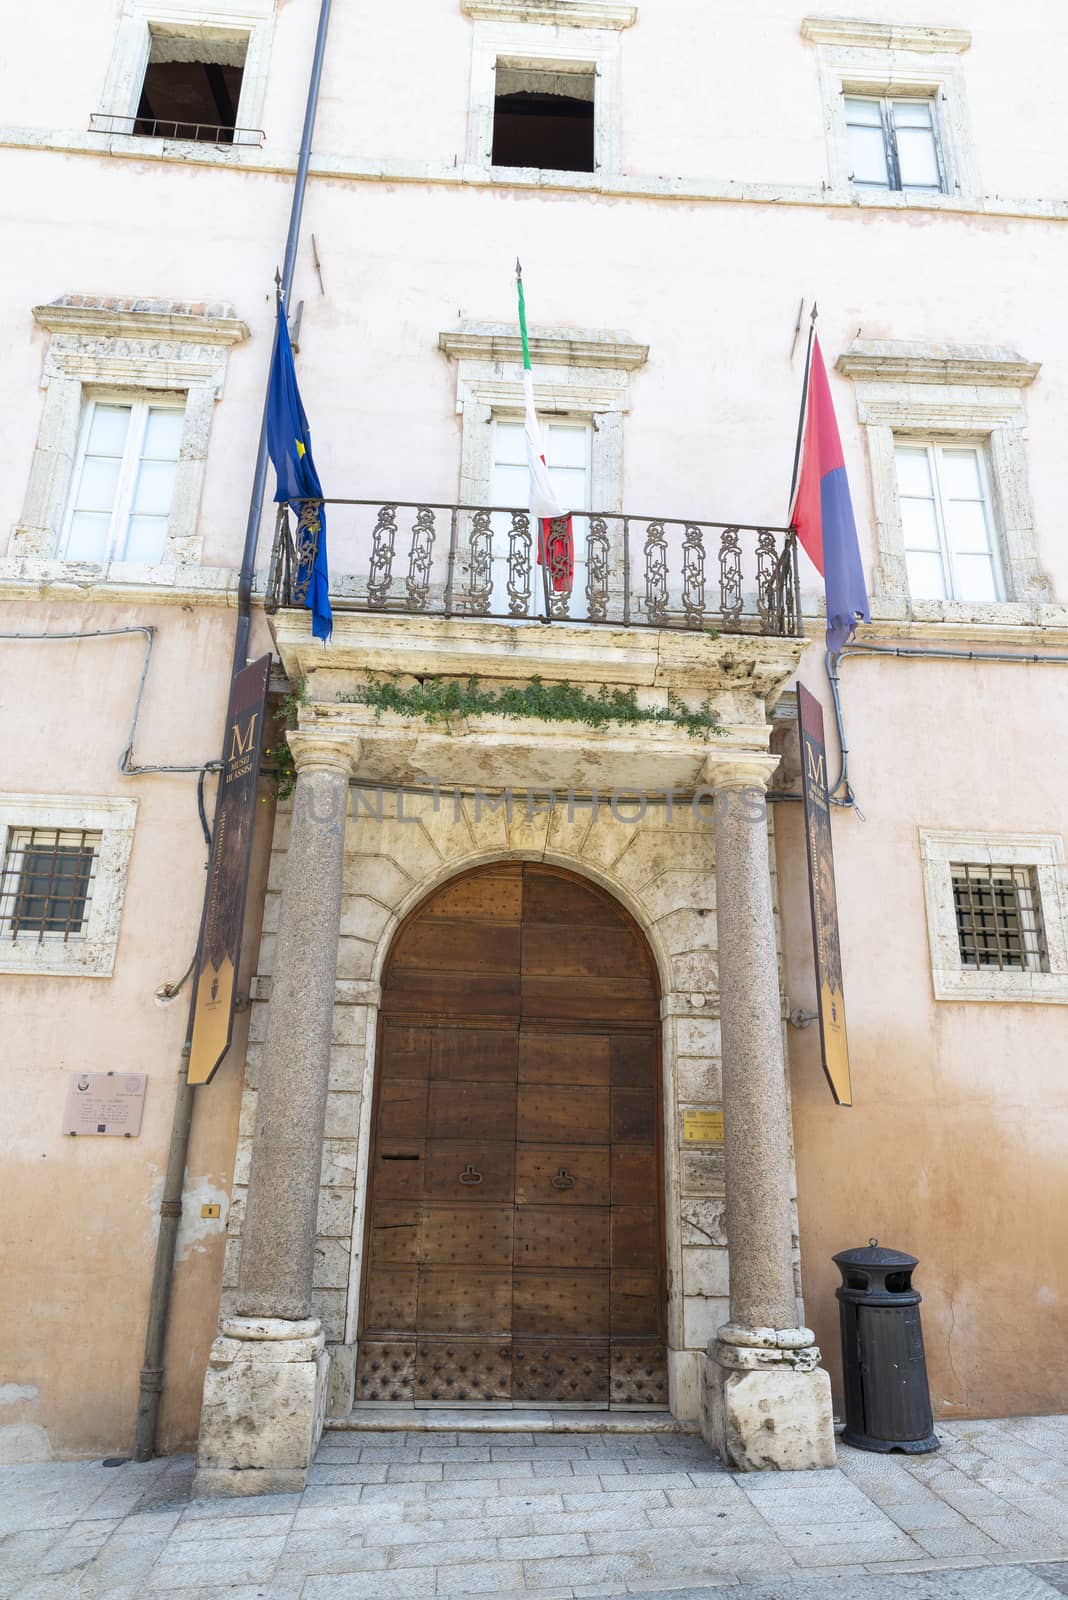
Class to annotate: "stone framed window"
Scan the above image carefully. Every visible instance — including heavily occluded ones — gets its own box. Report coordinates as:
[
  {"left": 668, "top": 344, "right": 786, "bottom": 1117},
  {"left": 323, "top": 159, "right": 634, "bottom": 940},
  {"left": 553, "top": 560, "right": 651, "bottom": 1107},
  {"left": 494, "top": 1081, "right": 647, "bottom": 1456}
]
[
  {"left": 801, "top": 17, "right": 977, "bottom": 200},
  {"left": 835, "top": 340, "right": 1049, "bottom": 620},
  {"left": 13, "top": 296, "right": 248, "bottom": 566},
  {"left": 0, "top": 796, "right": 138, "bottom": 978},
  {"left": 920, "top": 830, "right": 1068, "bottom": 1004},
  {"left": 439, "top": 321, "right": 646, "bottom": 617},
  {"left": 93, "top": 0, "right": 276, "bottom": 146},
  {"left": 462, "top": 2, "right": 636, "bottom": 177}
]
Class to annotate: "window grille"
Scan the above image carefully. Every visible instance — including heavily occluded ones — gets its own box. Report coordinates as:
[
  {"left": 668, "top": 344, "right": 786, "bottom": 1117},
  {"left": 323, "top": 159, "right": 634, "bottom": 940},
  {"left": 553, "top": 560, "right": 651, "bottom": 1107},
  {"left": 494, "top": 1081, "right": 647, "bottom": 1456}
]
[
  {"left": 951, "top": 864, "right": 1048, "bottom": 973},
  {"left": 0, "top": 829, "right": 101, "bottom": 942}
]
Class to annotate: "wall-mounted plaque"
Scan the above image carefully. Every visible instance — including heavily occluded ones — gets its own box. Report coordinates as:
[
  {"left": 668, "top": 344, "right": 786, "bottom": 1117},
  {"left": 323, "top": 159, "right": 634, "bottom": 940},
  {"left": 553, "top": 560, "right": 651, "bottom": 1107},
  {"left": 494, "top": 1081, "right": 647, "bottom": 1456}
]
[
  {"left": 63, "top": 1071, "right": 147, "bottom": 1136},
  {"left": 682, "top": 1109, "right": 725, "bottom": 1144}
]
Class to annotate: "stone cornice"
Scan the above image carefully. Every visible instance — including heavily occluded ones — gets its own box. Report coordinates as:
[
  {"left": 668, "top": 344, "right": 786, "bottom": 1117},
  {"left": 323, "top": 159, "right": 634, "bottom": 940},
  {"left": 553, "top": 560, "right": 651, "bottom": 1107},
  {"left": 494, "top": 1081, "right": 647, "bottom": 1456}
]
[
  {"left": 33, "top": 299, "right": 250, "bottom": 348},
  {"left": 836, "top": 341, "right": 1040, "bottom": 388},
  {"left": 5, "top": 130, "right": 1068, "bottom": 224},
  {"left": 462, "top": 0, "right": 637, "bottom": 28},
  {"left": 440, "top": 322, "right": 648, "bottom": 371},
  {"left": 801, "top": 16, "right": 970, "bottom": 52}
]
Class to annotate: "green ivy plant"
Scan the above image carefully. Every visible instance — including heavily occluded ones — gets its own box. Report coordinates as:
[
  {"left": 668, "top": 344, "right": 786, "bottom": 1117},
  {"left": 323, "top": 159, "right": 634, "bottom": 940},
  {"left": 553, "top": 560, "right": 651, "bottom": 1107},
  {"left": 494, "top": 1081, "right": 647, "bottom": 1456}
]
[
  {"left": 337, "top": 675, "right": 723, "bottom": 740},
  {"left": 262, "top": 680, "right": 308, "bottom": 801}
]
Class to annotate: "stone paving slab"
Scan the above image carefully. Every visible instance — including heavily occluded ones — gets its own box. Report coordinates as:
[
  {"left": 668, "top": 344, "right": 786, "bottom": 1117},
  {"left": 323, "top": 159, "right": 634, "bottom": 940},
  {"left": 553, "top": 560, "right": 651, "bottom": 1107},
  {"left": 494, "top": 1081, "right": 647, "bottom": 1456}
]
[{"left": 2, "top": 1417, "right": 1068, "bottom": 1598}]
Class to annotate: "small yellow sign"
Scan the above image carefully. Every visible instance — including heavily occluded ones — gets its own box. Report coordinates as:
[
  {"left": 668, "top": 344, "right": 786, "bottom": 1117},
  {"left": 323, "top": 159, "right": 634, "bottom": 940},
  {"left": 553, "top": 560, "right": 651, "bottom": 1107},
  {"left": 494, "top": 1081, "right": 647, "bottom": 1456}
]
[{"left": 683, "top": 1109, "right": 725, "bottom": 1144}]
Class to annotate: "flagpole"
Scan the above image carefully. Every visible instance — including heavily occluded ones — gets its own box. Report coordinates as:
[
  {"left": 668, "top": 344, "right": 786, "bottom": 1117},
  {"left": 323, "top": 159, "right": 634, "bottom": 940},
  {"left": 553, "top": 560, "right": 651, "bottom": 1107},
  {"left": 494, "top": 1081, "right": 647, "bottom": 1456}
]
[
  {"left": 788, "top": 301, "right": 818, "bottom": 516},
  {"left": 517, "top": 260, "right": 554, "bottom": 623}
]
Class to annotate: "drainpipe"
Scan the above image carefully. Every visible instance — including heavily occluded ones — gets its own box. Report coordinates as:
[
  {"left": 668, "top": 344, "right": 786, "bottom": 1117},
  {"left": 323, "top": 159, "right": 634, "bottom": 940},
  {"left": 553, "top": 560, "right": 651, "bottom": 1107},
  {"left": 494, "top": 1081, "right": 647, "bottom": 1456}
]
[{"left": 133, "top": 0, "right": 335, "bottom": 1462}]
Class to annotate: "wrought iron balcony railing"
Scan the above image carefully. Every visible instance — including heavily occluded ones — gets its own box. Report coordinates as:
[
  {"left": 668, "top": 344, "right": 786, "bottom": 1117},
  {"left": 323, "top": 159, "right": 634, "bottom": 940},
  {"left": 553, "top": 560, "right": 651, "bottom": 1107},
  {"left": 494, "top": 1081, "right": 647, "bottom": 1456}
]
[
  {"left": 88, "top": 112, "right": 265, "bottom": 147},
  {"left": 265, "top": 498, "right": 802, "bottom": 638}
]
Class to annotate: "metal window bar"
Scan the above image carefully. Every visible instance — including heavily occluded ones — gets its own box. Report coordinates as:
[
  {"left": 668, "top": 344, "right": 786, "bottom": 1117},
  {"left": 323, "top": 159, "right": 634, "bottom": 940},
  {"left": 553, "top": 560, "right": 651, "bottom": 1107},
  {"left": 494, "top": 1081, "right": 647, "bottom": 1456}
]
[
  {"left": 0, "top": 829, "right": 101, "bottom": 944},
  {"left": 264, "top": 497, "right": 802, "bottom": 640},
  {"left": 951, "top": 863, "right": 1048, "bottom": 973},
  {"left": 88, "top": 112, "right": 265, "bottom": 147}
]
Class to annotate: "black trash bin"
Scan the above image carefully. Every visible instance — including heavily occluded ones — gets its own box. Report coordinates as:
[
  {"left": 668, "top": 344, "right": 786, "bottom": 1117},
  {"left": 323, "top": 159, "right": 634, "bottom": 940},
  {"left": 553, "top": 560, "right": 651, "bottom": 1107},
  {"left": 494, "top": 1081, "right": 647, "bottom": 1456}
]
[{"left": 834, "top": 1240, "right": 939, "bottom": 1454}]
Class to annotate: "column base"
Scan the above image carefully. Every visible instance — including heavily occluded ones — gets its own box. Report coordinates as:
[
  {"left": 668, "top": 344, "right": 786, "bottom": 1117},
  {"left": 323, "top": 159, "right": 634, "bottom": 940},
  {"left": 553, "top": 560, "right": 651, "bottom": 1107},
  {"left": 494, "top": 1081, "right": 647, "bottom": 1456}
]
[
  {"left": 701, "top": 1324, "right": 836, "bottom": 1472},
  {"left": 193, "top": 1316, "right": 331, "bottom": 1499}
]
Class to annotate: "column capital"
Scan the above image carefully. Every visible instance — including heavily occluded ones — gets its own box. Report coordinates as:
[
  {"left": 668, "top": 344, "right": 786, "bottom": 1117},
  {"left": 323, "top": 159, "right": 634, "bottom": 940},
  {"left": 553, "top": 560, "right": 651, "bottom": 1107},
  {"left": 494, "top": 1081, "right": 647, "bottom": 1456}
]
[
  {"left": 703, "top": 753, "right": 780, "bottom": 793},
  {"left": 287, "top": 729, "right": 361, "bottom": 778}
]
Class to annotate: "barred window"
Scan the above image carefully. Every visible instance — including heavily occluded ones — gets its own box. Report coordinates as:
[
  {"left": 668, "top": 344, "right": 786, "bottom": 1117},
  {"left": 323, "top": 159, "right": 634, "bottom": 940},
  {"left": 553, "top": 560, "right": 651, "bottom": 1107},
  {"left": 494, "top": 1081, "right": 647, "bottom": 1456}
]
[
  {"left": 951, "top": 864, "right": 1048, "bottom": 974},
  {"left": 0, "top": 829, "right": 101, "bottom": 943}
]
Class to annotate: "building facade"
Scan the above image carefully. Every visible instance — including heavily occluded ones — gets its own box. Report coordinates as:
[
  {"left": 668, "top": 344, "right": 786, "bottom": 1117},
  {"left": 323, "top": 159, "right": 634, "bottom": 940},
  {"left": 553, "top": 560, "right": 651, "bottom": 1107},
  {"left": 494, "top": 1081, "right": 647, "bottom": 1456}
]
[{"left": 2, "top": 0, "right": 1066, "bottom": 1481}]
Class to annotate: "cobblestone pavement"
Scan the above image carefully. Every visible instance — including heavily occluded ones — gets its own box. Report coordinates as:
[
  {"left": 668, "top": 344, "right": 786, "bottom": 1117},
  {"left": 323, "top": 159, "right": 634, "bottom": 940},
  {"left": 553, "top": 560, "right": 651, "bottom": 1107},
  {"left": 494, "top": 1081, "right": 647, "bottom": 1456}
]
[{"left": 2, "top": 1414, "right": 1068, "bottom": 1599}]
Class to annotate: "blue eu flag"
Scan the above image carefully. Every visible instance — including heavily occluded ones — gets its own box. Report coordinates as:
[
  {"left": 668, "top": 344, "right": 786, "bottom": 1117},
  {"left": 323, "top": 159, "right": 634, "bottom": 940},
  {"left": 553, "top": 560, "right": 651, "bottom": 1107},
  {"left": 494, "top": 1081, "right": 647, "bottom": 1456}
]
[{"left": 265, "top": 304, "right": 332, "bottom": 641}]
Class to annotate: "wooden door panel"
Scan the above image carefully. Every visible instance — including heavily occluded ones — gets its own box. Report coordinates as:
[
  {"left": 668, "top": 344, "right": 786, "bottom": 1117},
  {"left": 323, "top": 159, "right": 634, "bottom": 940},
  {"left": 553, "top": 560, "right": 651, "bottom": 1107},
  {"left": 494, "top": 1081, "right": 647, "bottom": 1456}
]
[
  {"left": 521, "top": 870, "right": 621, "bottom": 926},
  {"left": 393, "top": 917, "right": 521, "bottom": 976},
  {"left": 611, "top": 1207, "right": 658, "bottom": 1272},
  {"left": 513, "top": 1343, "right": 609, "bottom": 1403},
  {"left": 522, "top": 975, "right": 659, "bottom": 1025},
  {"left": 364, "top": 1267, "right": 418, "bottom": 1332},
  {"left": 424, "top": 1139, "right": 515, "bottom": 1201},
  {"left": 421, "top": 868, "right": 522, "bottom": 921},
  {"left": 512, "top": 1271, "right": 610, "bottom": 1336},
  {"left": 611, "top": 1034, "right": 656, "bottom": 1087},
  {"left": 519, "top": 1032, "right": 610, "bottom": 1086},
  {"left": 523, "top": 924, "right": 647, "bottom": 980},
  {"left": 514, "top": 1206, "right": 609, "bottom": 1269},
  {"left": 611, "top": 1088, "right": 657, "bottom": 1145},
  {"left": 428, "top": 1080, "right": 517, "bottom": 1140},
  {"left": 385, "top": 968, "right": 522, "bottom": 1019},
  {"left": 610, "top": 1344, "right": 668, "bottom": 1408},
  {"left": 418, "top": 1269, "right": 512, "bottom": 1333},
  {"left": 432, "top": 1028, "right": 518, "bottom": 1082},
  {"left": 515, "top": 1145, "right": 609, "bottom": 1206},
  {"left": 517, "top": 1085, "right": 609, "bottom": 1144},
  {"left": 355, "top": 1340, "right": 416, "bottom": 1402},
  {"left": 422, "top": 1204, "right": 513, "bottom": 1266},
  {"left": 372, "top": 1145, "right": 425, "bottom": 1200},
  {"left": 378, "top": 1078, "right": 429, "bottom": 1141},
  {"left": 611, "top": 1145, "right": 657, "bottom": 1205},
  {"left": 370, "top": 1204, "right": 421, "bottom": 1264},
  {"left": 380, "top": 1023, "right": 432, "bottom": 1077},
  {"left": 611, "top": 1271, "right": 662, "bottom": 1337},
  {"left": 366, "top": 865, "right": 665, "bottom": 1394},
  {"left": 415, "top": 1339, "right": 512, "bottom": 1402}
]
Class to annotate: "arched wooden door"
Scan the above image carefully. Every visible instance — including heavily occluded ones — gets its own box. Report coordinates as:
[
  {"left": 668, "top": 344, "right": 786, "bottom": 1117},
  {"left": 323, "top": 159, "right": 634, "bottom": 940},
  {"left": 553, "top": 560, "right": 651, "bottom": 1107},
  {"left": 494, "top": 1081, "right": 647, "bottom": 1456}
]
[{"left": 356, "top": 862, "right": 666, "bottom": 1408}]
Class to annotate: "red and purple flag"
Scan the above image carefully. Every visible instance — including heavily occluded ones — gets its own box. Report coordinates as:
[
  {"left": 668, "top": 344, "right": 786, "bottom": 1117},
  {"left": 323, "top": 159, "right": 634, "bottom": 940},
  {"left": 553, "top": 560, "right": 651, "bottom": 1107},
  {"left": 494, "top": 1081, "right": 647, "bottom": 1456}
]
[{"left": 789, "top": 335, "right": 870, "bottom": 654}]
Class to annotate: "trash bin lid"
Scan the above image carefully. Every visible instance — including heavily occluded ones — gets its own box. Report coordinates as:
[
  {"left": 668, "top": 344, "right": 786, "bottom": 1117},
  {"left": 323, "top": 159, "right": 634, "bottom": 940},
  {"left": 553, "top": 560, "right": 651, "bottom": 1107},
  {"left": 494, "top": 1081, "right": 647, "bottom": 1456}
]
[{"left": 833, "top": 1239, "right": 917, "bottom": 1270}]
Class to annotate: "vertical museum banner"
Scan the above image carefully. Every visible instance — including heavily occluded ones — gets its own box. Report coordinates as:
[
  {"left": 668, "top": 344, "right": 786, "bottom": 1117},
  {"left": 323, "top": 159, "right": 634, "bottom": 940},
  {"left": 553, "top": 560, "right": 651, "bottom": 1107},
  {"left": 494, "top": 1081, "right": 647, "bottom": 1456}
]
[
  {"left": 797, "top": 683, "right": 853, "bottom": 1106},
  {"left": 188, "top": 655, "right": 271, "bottom": 1087}
]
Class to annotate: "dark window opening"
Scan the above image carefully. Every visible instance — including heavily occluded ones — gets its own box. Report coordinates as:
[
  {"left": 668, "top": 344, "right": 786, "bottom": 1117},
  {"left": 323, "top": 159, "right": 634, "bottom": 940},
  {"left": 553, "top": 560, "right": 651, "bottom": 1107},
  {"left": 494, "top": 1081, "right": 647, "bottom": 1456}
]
[
  {"left": 0, "top": 829, "right": 100, "bottom": 943},
  {"left": 951, "top": 863, "right": 1048, "bottom": 973},
  {"left": 135, "top": 28, "right": 247, "bottom": 143},
  {"left": 492, "top": 65, "right": 595, "bottom": 173}
]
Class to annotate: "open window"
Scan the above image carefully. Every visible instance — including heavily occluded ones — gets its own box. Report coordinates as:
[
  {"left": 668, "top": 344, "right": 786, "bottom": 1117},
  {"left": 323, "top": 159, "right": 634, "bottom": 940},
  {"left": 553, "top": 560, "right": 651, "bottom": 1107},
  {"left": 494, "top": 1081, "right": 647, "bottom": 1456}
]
[
  {"left": 133, "top": 24, "right": 248, "bottom": 143},
  {"left": 492, "top": 62, "right": 595, "bottom": 172}
]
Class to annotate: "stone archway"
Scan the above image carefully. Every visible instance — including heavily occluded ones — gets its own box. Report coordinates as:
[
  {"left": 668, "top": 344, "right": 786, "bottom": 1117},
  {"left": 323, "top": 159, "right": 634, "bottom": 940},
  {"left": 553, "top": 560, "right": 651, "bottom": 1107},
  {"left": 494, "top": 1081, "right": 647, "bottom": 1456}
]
[{"left": 355, "top": 860, "right": 668, "bottom": 1408}]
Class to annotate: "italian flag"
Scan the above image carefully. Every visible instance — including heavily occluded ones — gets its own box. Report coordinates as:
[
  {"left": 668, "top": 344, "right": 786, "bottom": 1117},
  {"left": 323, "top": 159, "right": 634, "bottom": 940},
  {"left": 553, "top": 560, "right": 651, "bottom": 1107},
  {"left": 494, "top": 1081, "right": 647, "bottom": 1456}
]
[{"left": 517, "top": 264, "right": 574, "bottom": 594}]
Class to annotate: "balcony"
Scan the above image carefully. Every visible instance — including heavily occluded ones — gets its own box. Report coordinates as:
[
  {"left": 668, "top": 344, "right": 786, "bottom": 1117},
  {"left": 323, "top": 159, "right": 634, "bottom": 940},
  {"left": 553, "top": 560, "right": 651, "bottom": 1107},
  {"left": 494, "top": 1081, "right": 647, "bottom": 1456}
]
[{"left": 264, "top": 499, "right": 802, "bottom": 638}]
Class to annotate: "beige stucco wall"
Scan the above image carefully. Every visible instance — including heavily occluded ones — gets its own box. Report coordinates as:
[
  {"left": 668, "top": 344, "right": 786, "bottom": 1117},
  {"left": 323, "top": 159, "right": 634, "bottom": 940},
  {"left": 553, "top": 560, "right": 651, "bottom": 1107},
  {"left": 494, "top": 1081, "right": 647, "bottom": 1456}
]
[
  {"left": 1, "top": 0, "right": 1067, "bottom": 1456},
  {"left": 0, "top": 600, "right": 271, "bottom": 1458},
  {"left": 779, "top": 652, "right": 1068, "bottom": 1420}
]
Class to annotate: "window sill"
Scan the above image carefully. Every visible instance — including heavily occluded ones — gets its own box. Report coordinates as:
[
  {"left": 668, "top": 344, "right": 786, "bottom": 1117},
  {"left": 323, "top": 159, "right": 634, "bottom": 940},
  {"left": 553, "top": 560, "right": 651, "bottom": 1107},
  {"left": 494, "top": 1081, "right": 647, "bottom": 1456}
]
[
  {"left": 5, "top": 128, "right": 1067, "bottom": 223},
  {"left": 0, "top": 556, "right": 242, "bottom": 606},
  {"left": 931, "top": 967, "right": 1068, "bottom": 1004}
]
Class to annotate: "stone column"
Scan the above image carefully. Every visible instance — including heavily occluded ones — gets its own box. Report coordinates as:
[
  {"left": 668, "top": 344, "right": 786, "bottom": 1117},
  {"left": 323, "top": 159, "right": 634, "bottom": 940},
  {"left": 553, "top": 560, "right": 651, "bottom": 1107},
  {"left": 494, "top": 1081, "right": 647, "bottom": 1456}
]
[
  {"left": 701, "top": 757, "right": 836, "bottom": 1472},
  {"left": 195, "top": 733, "right": 358, "bottom": 1498}
]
